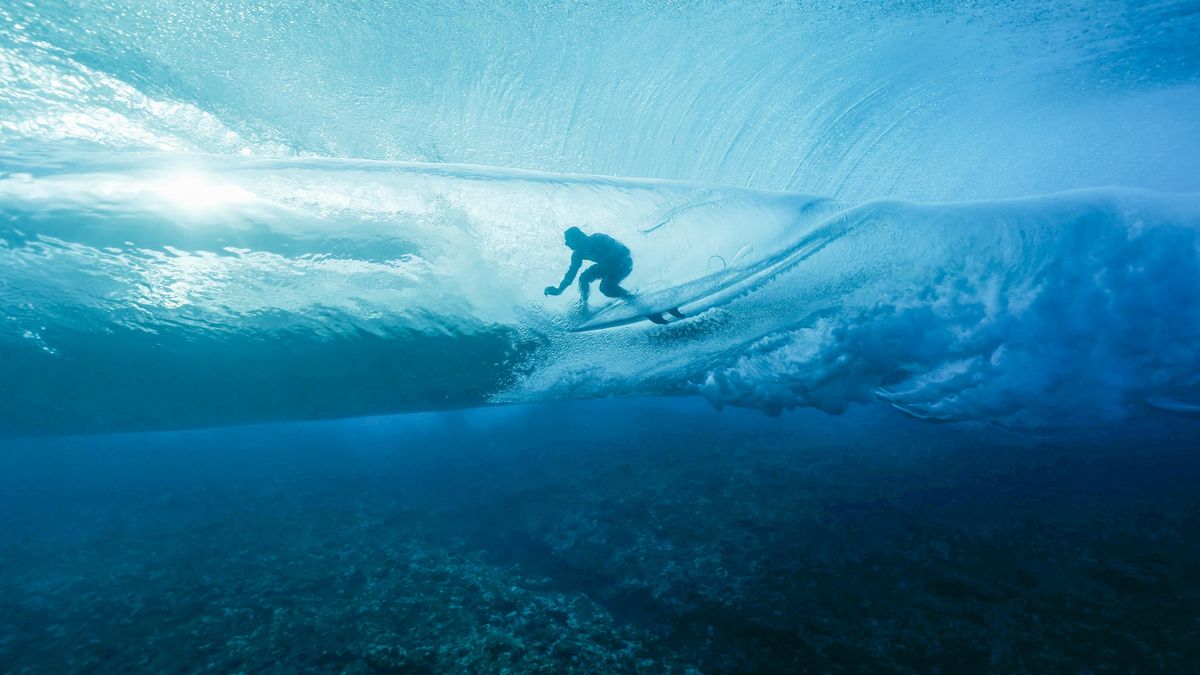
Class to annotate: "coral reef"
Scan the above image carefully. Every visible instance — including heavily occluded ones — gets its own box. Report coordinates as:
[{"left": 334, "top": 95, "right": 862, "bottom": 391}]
[{"left": 2, "top": 403, "right": 1198, "bottom": 672}]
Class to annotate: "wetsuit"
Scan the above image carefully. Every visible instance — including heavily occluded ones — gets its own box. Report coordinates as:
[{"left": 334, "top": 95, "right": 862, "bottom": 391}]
[{"left": 548, "top": 233, "right": 634, "bottom": 303}]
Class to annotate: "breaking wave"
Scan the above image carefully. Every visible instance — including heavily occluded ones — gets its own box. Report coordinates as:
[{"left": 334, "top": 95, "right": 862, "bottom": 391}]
[
  {"left": 2, "top": 1, "right": 1199, "bottom": 435},
  {"left": 2, "top": 147, "right": 1197, "bottom": 434}
]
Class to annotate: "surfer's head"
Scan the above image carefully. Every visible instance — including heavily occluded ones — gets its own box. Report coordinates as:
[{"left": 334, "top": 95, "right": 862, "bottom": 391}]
[{"left": 564, "top": 226, "right": 587, "bottom": 250}]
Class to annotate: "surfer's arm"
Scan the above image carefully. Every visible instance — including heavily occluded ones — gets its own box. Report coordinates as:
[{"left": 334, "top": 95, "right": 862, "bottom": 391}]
[{"left": 545, "top": 252, "right": 583, "bottom": 295}]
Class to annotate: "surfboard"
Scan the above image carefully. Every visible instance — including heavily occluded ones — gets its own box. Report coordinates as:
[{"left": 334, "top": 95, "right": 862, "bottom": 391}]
[
  {"left": 569, "top": 268, "right": 742, "bottom": 332},
  {"left": 569, "top": 223, "right": 842, "bottom": 332},
  {"left": 568, "top": 259, "right": 774, "bottom": 331}
]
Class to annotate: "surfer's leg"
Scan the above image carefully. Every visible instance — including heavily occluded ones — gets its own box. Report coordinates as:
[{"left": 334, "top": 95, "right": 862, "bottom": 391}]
[
  {"left": 598, "top": 257, "right": 634, "bottom": 298},
  {"left": 599, "top": 278, "right": 633, "bottom": 299},
  {"left": 578, "top": 264, "right": 604, "bottom": 308}
]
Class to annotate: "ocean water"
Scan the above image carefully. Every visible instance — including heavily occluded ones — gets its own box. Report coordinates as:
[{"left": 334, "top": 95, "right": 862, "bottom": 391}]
[{"left": 2, "top": 1, "right": 1199, "bottom": 672}]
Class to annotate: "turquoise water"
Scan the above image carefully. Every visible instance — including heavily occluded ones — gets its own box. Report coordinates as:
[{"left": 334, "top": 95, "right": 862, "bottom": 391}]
[{"left": 2, "top": 1, "right": 1199, "bottom": 672}]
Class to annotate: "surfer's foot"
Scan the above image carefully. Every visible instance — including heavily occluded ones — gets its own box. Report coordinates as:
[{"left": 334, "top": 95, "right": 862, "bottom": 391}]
[
  {"left": 667, "top": 308, "right": 685, "bottom": 319},
  {"left": 647, "top": 313, "right": 669, "bottom": 324}
]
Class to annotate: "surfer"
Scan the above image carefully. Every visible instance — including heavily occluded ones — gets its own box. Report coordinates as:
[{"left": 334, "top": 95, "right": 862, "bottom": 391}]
[
  {"left": 544, "top": 227, "right": 684, "bottom": 325},
  {"left": 544, "top": 227, "right": 635, "bottom": 311}
]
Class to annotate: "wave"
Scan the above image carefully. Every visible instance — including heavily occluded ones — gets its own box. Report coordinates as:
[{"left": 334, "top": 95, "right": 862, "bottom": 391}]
[
  {"left": 3, "top": 1, "right": 1198, "bottom": 200},
  {"left": 2, "top": 146, "right": 1198, "bottom": 435}
]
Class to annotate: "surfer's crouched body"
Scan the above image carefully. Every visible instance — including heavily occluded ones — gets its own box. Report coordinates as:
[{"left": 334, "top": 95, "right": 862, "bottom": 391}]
[{"left": 544, "top": 227, "right": 634, "bottom": 311}]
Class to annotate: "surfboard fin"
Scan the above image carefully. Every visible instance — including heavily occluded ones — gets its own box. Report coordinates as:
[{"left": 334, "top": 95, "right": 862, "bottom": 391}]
[
  {"left": 646, "top": 313, "right": 669, "bottom": 324},
  {"left": 667, "top": 308, "right": 685, "bottom": 319}
]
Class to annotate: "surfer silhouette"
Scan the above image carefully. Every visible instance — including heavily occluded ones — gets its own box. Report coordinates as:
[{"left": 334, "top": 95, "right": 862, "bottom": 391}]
[
  {"left": 545, "top": 227, "right": 634, "bottom": 309},
  {"left": 545, "top": 227, "right": 683, "bottom": 324}
]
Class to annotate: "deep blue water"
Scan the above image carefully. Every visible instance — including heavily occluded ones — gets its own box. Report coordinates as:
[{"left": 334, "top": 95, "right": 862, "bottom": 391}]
[
  {"left": 3, "top": 401, "right": 1200, "bottom": 672},
  {"left": 2, "top": 1, "right": 1200, "bottom": 672}
]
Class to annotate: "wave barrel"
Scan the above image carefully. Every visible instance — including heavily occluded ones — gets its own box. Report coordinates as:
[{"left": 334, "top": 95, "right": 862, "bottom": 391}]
[{"left": 0, "top": 147, "right": 828, "bottom": 435}]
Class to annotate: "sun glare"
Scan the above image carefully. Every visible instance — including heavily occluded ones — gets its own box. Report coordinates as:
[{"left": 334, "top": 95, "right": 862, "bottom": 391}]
[{"left": 151, "top": 170, "right": 256, "bottom": 210}]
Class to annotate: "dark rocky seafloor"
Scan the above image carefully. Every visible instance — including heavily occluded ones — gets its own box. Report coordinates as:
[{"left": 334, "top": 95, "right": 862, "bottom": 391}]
[{"left": 1, "top": 400, "right": 1198, "bottom": 673}]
